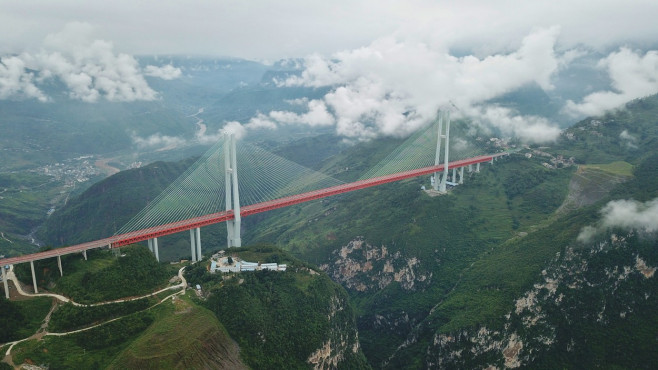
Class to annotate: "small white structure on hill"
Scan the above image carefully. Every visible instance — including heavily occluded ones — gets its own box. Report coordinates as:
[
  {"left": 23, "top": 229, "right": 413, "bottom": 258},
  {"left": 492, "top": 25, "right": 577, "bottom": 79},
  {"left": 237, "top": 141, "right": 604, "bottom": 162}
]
[{"left": 210, "top": 256, "right": 287, "bottom": 273}]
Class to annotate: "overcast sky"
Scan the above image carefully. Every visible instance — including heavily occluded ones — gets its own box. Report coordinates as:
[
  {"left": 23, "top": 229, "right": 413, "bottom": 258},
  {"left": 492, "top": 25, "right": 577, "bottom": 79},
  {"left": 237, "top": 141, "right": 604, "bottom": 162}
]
[
  {"left": 2, "top": 0, "right": 658, "bottom": 143},
  {"left": 2, "top": 0, "right": 657, "bottom": 60}
]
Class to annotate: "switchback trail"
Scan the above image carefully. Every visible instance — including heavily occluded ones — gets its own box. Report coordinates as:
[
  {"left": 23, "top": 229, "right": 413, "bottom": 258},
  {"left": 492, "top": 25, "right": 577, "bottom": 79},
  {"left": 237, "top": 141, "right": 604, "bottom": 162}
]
[
  {"left": 2, "top": 267, "right": 187, "bottom": 362},
  {"left": 5, "top": 265, "right": 185, "bottom": 307}
]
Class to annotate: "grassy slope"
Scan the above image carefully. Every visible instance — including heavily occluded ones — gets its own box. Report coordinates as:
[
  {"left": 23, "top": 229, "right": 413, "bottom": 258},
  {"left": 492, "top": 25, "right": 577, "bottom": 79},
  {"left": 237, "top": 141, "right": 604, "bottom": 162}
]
[
  {"left": 108, "top": 294, "right": 245, "bottom": 370},
  {"left": 11, "top": 309, "right": 155, "bottom": 369},
  {"left": 10, "top": 291, "right": 243, "bottom": 369}
]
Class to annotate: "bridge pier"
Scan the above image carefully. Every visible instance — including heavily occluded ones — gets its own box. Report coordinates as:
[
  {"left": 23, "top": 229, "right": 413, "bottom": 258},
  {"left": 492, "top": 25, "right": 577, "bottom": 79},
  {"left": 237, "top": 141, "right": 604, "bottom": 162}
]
[
  {"left": 2, "top": 266, "right": 8, "bottom": 299},
  {"left": 190, "top": 229, "right": 197, "bottom": 262},
  {"left": 83, "top": 250, "right": 87, "bottom": 261},
  {"left": 196, "top": 227, "right": 202, "bottom": 260},
  {"left": 459, "top": 167, "right": 464, "bottom": 184},
  {"left": 190, "top": 228, "right": 202, "bottom": 262},
  {"left": 148, "top": 239, "right": 154, "bottom": 253},
  {"left": 476, "top": 163, "right": 480, "bottom": 173},
  {"left": 452, "top": 168, "right": 456, "bottom": 182},
  {"left": 153, "top": 238, "right": 159, "bottom": 262},
  {"left": 468, "top": 164, "right": 473, "bottom": 173},
  {"left": 30, "top": 260, "right": 38, "bottom": 294},
  {"left": 57, "top": 255, "right": 63, "bottom": 276}
]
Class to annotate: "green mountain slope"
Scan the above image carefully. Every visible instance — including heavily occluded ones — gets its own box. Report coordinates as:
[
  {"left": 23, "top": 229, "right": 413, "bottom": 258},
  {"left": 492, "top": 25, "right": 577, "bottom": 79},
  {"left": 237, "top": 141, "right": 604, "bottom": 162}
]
[
  {"left": 186, "top": 244, "right": 370, "bottom": 369},
  {"left": 0, "top": 99, "right": 193, "bottom": 171},
  {"left": 12, "top": 93, "right": 658, "bottom": 368},
  {"left": 107, "top": 297, "right": 246, "bottom": 370},
  {"left": 38, "top": 158, "right": 196, "bottom": 246},
  {"left": 418, "top": 153, "right": 658, "bottom": 368},
  {"left": 242, "top": 94, "right": 658, "bottom": 368}
]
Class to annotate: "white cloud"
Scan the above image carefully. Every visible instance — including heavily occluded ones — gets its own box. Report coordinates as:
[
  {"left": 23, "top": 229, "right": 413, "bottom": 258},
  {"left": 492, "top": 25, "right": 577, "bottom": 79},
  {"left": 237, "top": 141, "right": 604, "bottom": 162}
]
[
  {"left": 1, "top": 22, "right": 160, "bottom": 102},
  {"left": 1, "top": 1, "right": 658, "bottom": 60},
  {"left": 468, "top": 106, "right": 562, "bottom": 143},
  {"left": 0, "top": 56, "right": 48, "bottom": 101},
  {"left": 131, "top": 132, "right": 186, "bottom": 149},
  {"left": 195, "top": 128, "right": 224, "bottom": 145},
  {"left": 144, "top": 64, "right": 182, "bottom": 80},
  {"left": 619, "top": 129, "right": 638, "bottom": 149},
  {"left": 244, "top": 114, "right": 278, "bottom": 130},
  {"left": 221, "top": 121, "right": 247, "bottom": 140},
  {"left": 565, "top": 48, "right": 658, "bottom": 117},
  {"left": 272, "top": 27, "right": 564, "bottom": 141},
  {"left": 600, "top": 199, "right": 658, "bottom": 232},
  {"left": 269, "top": 99, "right": 335, "bottom": 127},
  {"left": 228, "top": 101, "right": 334, "bottom": 139},
  {"left": 619, "top": 130, "right": 636, "bottom": 141},
  {"left": 578, "top": 198, "right": 658, "bottom": 242}
]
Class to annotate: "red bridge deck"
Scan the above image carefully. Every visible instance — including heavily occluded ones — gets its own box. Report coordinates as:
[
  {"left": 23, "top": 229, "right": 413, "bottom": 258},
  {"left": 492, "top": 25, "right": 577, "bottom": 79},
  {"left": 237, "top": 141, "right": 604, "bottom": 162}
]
[{"left": 0, "top": 153, "right": 506, "bottom": 266}]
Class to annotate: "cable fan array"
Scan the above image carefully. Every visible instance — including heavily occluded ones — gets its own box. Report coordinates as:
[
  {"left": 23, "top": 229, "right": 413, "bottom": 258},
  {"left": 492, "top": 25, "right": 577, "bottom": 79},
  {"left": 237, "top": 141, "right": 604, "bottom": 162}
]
[{"left": 116, "top": 136, "right": 344, "bottom": 235}]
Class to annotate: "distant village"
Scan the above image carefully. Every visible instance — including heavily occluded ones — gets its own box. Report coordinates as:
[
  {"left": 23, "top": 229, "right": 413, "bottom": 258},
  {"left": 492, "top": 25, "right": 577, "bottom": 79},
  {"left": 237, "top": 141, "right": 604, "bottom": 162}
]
[
  {"left": 481, "top": 136, "right": 577, "bottom": 170},
  {"left": 524, "top": 149, "right": 576, "bottom": 169},
  {"left": 208, "top": 252, "right": 287, "bottom": 273}
]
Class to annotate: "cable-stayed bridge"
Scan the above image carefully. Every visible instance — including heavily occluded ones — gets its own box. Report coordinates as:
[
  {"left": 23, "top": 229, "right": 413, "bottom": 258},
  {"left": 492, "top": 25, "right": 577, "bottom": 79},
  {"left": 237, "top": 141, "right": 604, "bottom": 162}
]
[{"left": 1, "top": 112, "right": 509, "bottom": 296}]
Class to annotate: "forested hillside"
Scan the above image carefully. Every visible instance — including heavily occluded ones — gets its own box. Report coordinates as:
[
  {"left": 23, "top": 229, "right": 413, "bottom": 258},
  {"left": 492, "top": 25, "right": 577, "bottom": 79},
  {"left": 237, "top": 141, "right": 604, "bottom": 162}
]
[
  {"left": 10, "top": 94, "right": 658, "bottom": 368},
  {"left": 186, "top": 245, "right": 370, "bottom": 369},
  {"left": 39, "top": 158, "right": 196, "bottom": 246}
]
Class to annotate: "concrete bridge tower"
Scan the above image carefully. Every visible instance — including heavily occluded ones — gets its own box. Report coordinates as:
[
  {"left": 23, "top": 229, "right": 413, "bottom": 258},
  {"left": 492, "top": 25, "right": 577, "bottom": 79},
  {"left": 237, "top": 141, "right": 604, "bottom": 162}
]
[
  {"left": 433, "top": 110, "right": 451, "bottom": 193},
  {"left": 224, "top": 133, "right": 242, "bottom": 248}
]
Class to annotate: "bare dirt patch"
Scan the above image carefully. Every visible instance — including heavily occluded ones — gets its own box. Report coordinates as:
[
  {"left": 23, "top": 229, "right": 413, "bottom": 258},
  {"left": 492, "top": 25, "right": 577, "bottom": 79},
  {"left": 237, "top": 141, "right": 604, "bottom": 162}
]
[{"left": 557, "top": 166, "right": 629, "bottom": 214}]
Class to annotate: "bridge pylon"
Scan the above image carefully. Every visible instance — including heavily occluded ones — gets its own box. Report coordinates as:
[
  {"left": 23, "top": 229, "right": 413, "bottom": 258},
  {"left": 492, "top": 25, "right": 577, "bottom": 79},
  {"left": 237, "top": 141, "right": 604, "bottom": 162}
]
[
  {"left": 2, "top": 266, "right": 9, "bottom": 299},
  {"left": 433, "top": 110, "right": 451, "bottom": 193},
  {"left": 224, "top": 134, "right": 242, "bottom": 248}
]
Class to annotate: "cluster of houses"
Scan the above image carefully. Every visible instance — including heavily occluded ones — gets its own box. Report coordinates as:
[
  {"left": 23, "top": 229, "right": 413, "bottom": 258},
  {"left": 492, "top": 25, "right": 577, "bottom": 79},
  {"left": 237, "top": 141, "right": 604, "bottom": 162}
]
[{"left": 209, "top": 256, "right": 287, "bottom": 273}]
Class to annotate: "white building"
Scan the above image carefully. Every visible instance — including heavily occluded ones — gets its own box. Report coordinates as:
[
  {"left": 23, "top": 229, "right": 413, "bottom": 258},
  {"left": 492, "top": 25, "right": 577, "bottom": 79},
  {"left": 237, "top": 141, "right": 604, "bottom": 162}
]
[{"left": 210, "top": 256, "right": 287, "bottom": 273}]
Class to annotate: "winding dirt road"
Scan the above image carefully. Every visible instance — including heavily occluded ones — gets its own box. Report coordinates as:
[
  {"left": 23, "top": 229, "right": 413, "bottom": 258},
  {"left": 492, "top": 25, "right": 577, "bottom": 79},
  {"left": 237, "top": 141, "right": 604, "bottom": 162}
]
[{"left": 2, "top": 266, "right": 187, "bottom": 363}]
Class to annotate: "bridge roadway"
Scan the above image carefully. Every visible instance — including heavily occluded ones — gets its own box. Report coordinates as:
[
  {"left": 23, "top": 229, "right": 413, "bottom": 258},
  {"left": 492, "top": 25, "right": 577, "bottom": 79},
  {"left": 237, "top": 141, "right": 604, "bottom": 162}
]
[{"left": 0, "top": 153, "right": 507, "bottom": 266}]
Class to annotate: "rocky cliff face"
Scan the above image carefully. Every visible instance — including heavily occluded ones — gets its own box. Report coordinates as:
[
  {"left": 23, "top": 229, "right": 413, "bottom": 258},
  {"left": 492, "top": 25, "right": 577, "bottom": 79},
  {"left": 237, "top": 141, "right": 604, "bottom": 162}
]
[
  {"left": 320, "top": 238, "right": 432, "bottom": 292},
  {"left": 307, "top": 294, "right": 364, "bottom": 369},
  {"left": 425, "top": 231, "right": 658, "bottom": 368}
]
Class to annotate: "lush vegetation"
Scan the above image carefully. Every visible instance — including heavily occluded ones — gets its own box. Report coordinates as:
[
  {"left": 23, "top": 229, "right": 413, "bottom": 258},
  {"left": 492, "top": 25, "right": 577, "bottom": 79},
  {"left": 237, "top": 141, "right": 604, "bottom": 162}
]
[
  {"left": 39, "top": 158, "right": 195, "bottom": 246},
  {"left": 389, "top": 101, "right": 658, "bottom": 367},
  {"left": 107, "top": 294, "right": 245, "bottom": 369},
  {"left": 55, "top": 246, "right": 172, "bottom": 303},
  {"left": 238, "top": 151, "right": 572, "bottom": 365},
  {"left": 0, "top": 296, "right": 53, "bottom": 343},
  {"left": 0, "top": 171, "right": 67, "bottom": 257},
  {"left": 554, "top": 94, "right": 658, "bottom": 163},
  {"left": 0, "top": 297, "right": 25, "bottom": 343},
  {"left": 5, "top": 93, "right": 657, "bottom": 368},
  {"left": 8, "top": 289, "right": 244, "bottom": 369},
  {"left": 583, "top": 160, "right": 634, "bottom": 176},
  {"left": 14, "top": 245, "right": 174, "bottom": 304},
  {"left": 12, "top": 310, "right": 155, "bottom": 369},
  {"left": 189, "top": 245, "right": 369, "bottom": 369},
  {"left": 528, "top": 231, "right": 658, "bottom": 369},
  {"left": 49, "top": 298, "right": 153, "bottom": 332}
]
